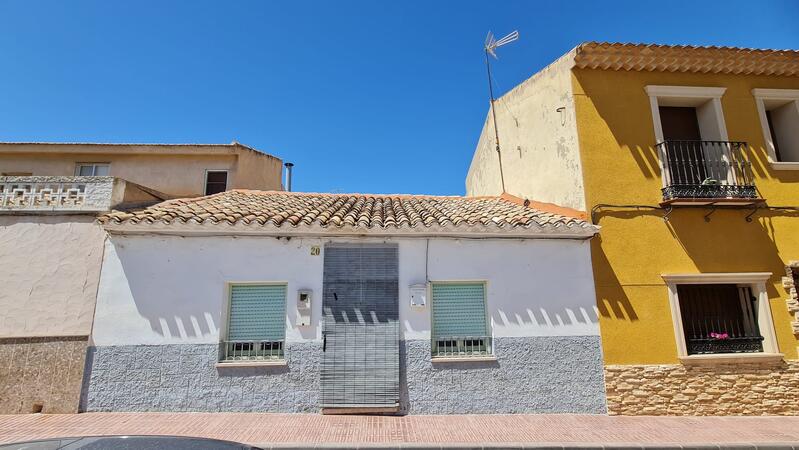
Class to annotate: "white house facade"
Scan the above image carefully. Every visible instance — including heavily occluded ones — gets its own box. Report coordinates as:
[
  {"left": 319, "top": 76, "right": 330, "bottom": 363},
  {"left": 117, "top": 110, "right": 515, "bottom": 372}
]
[{"left": 82, "top": 190, "right": 606, "bottom": 414}]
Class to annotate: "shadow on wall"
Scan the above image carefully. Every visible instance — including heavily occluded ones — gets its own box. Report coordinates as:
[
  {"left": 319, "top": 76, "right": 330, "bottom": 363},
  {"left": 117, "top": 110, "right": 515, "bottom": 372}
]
[
  {"left": 491, "top": 303, "right": 599, "bottom": 329},
  {"left": 590, "top": 235, "right": 639, "bottom": 323},
  {"left": 666, "top": 208, "right": 796, "bottom": 296},
  {"left": 112, "top": 238, "right": 219, "bottom": 340}
]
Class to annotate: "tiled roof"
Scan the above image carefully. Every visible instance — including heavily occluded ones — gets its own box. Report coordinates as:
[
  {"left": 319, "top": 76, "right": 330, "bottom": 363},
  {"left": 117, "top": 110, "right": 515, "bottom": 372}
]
[
  {"left": 573, "top": 42, "right": 799, "bottom": 76},
  {"left": 99, "top": 190, "right": 597, "bottom": 237}
]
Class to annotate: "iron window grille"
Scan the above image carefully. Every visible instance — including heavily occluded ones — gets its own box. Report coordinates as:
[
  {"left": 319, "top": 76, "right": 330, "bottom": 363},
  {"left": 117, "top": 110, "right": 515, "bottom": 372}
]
[
  {"left": 221, "top": 340, "right": 284, "bottom": 361},
  {"left": 657, "top": 140, "right": 757, "bottom": 201},
  {"left": 677, "top": 283, "right": 764, "bottom": 355},
  {"left": 432, "top": 336, "right": 493, "bottom": 358}
]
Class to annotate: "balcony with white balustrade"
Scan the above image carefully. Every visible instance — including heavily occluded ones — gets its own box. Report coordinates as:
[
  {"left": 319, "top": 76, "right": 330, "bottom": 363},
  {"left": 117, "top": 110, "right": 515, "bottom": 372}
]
[{"left": 0, "top": 176, "right": 164, "bottom": 214}]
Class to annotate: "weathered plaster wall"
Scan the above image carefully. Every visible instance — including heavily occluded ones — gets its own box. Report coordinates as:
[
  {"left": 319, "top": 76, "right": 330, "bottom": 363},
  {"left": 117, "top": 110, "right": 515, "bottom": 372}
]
[
  {"left": 465, "top": 52, "right": 585, "bottom": 211},
  {"left": 0, "top": 144, "right": 283, "bottom": 197},
  {"left": 573, "top": 68, "right": 799, "bottom": 365},
  {"left": 86, "top": 234, "right": 605, "bottom": 413},
  {"left": 605, "top": 362, "right": 799, "bottom": 415},
  {"left": 93, "top": 235, "right": 600, "bottom": 346},
  {"left": 0, "top": 216, "right": 105, "bottom": 337},
  {"left": 0, "top": 336, "right": 88, "bottom": 414}
]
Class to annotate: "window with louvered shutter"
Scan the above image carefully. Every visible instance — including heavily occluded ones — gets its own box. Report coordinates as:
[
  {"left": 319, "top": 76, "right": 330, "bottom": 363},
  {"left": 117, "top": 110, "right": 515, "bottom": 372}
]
[
  {"left": 221, "top": 283, "right": 287, "bottom": 361},
  {"left": 431, "top": 282, "right": 492, "bottom": 358}
]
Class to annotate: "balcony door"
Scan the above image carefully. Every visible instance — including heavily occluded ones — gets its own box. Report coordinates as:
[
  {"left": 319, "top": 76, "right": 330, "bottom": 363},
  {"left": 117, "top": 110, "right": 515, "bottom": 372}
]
[{"left": 659, "top": 106, "right": 706, "bottom": 186}]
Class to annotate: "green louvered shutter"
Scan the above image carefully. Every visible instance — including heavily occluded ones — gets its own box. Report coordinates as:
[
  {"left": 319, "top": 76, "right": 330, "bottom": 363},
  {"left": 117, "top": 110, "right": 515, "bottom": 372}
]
[
  {"left": 224, "top": 284, "right": 287, "bottom": 360},
  {"left": 431, "top": 282, "right": 490, "bottom": 357}
]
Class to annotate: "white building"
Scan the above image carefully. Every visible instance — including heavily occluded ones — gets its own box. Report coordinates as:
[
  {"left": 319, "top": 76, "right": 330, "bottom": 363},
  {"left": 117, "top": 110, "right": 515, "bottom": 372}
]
[{"left": 84, "top": 190, "right": 606, "bottom": 414}]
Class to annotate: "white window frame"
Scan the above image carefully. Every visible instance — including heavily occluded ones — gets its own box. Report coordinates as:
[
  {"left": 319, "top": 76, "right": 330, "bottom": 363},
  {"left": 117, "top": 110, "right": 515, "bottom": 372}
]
[
  {"left": 204, "top": 169, "right": 229, "bottom": 195},
  {"left": 645, "top": 86, "right": 729, "bottom": 188},
  {"left": 662, "top": 272, "right": 782, "bottom": 365},
  {"left": 752, "top": 88, "right": 799, "bottom": 170},
  {"left": 217, "top": 281, "right": 288, "bottom": 367},
  {"left": 429, "top": 280, "right": 495, "bottom": 362},
  {"left": 74, "top": 162, "right": 110, "bottom": 176}
]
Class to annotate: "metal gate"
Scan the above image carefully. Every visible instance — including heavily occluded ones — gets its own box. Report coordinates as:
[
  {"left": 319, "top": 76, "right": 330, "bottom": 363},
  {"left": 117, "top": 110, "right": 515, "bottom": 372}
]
[{"left": 320, "top": 244, "right": 399, "bottom": 412}]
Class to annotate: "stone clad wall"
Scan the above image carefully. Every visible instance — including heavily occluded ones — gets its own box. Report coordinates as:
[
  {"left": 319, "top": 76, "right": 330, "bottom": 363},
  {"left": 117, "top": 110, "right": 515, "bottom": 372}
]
[
  {"left": 0, "top": 336, "right": 88, "bottom": 414},
  {"left": 605, "top": 361, "right": 799, "bottom": 415}
]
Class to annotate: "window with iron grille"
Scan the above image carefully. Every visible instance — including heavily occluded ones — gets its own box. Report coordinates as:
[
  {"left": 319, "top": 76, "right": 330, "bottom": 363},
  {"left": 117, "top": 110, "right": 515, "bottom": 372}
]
[
  {"left": 677, "top": 283, "right": 764, "bottom": 355},
  {"left": 430, "top": 282, "right": 492, "bottom": 358},
  {"left": 221, "top": 283, "right": 286, "bottom": 362},
  {"left": 205, "top": 170, "right": 228, "bottom": 195}
]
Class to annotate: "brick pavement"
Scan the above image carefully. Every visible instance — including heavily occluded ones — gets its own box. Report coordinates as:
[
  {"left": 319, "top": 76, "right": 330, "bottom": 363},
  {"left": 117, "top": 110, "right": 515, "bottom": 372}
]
[{"left": 0, "top": 413, "right": 798, "bottom": 448}]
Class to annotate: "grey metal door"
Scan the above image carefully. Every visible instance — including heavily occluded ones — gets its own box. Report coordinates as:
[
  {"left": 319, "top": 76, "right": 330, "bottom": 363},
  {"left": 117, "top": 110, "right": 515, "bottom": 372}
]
[{"left": 321, "top": 244, "right": 399, "bottom": 411}]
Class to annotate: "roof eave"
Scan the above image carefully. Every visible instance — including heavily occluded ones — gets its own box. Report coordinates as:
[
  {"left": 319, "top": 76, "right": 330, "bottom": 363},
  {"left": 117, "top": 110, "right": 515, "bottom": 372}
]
[{"left": 101, "top": 221, "right": 599, "bottom": 240}]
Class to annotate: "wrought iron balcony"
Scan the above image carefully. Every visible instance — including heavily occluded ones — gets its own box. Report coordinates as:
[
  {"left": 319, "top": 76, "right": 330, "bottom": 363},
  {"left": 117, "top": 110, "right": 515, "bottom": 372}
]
[{"left": 657, "top": 140, "right": 759, "bottom": 203}]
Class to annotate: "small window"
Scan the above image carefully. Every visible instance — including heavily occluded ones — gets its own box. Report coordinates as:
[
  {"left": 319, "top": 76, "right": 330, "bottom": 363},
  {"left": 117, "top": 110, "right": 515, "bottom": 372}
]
[
  {"left": 676, "top": 284, "right": 764, "bottom": 355},
  {"left": 430, "top": 282, "right": 491, "bottom": 358},
  {"left": 75, "top": 163, "right": 110, "bottom": 176},
  {"left": 221, "top": 283, "right": 287, "bottom": 362},
  {"left": 204, "top": 170, "right": 228, "bottom": 195},
  {"left": 753, "top": 89, "right": 799, "bottom": 165},
  {"left": 1, "top": 172, "right": 32, "bottom": 176},
  {"left": 763, "top": 100, "right": 799, "bottom": 162}
]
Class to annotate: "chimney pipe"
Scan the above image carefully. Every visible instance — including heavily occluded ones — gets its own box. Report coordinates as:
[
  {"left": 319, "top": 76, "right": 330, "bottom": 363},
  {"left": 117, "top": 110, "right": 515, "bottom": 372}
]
[{"left": 284, "top": 162, "right": 294, "bottom": 192}]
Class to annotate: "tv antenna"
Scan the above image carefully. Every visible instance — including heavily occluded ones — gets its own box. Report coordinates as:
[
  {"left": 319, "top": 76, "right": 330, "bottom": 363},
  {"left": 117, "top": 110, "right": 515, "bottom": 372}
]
[{"left": 484, "top": 30, "right": 519, "bottom": 193}]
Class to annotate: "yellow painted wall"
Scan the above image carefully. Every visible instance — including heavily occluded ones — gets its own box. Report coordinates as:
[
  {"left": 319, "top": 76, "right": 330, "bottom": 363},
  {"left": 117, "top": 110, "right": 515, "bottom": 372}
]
[{"left": 572, "top": 68, "right": 799, "bottom": 364}]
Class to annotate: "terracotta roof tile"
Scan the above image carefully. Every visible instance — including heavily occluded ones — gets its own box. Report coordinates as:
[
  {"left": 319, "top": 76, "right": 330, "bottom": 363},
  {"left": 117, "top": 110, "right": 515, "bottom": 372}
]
[
  {"left": 574, "top": 42, "right": 799, "bottom": 76},
  {"left": 99, "top": 190, "right": 596, "bottom": 236}
]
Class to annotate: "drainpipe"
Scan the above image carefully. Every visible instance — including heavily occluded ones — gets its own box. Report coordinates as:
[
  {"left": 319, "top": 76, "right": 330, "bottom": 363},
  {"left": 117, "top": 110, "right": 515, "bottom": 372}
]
[{"left": 284, "top": 162, "right": 294, "bottom": 192}]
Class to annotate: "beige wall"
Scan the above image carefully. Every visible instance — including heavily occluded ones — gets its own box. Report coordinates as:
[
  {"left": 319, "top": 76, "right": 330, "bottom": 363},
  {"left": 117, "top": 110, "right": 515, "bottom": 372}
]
[
  {"left": 0, "top": 144, "right": 283, "bottom": 197},
  {"left": 465, "top": 52, "right": 586, "bottom": 210},
  {"left": 0, "top": 215, "right": 105, "bottom": 337}
]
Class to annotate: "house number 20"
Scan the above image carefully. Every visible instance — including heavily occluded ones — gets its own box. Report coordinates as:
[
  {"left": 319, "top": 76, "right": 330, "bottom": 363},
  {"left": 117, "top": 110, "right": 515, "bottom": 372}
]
[{"left": 310, "top": 246, "right": 320, "bottom": 256}]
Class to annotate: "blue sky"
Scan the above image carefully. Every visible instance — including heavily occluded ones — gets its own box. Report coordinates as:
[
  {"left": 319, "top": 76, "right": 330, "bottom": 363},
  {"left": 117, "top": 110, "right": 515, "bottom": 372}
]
[{"left": 1, "top": 1, "right": 797, "bottom": 195}]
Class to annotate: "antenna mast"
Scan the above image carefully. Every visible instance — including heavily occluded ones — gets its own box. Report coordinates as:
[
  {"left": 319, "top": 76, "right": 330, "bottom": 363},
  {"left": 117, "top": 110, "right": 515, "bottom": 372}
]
[{"left": 484, "top": 30, "right": 519, "bottom": 194}]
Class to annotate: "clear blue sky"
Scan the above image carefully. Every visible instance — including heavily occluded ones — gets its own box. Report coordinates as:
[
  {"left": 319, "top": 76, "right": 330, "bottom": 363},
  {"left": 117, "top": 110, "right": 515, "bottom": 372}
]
[{"left": 1, "top": 1, "right": 797, "bottom": 194}]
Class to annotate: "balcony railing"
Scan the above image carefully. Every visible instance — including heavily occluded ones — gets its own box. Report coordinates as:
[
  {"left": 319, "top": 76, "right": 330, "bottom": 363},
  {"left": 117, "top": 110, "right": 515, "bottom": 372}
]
[
  {"left": 432, "top": 335, "right": 493, "bottom": 358},
  {"left": 220, "top": 340, "right": 284, "bottom": 362},
  {"left": 0, "top": 176, "right": 115, "bottom": 212},
  {"left": 657, "top": 140, "right": 758, "bottom": 201}
]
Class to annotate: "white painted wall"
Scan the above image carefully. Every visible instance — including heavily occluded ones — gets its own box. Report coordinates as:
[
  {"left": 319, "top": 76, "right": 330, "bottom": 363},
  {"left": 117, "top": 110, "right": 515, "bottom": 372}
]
[
  {"left": 92, "top": 235, "right": 599, "bottom": 346},
  {"left": 0, "top": 216, "right": 105, "bottom": 337},
  {"left": 465, "top": 52, "right": 586, "bottom": 210}
]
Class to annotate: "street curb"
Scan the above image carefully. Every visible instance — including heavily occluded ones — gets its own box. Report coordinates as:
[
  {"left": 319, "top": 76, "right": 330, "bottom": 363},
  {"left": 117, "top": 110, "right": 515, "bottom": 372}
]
[{"left": 258, "top": 443, "right": 799, "bottom": 450}]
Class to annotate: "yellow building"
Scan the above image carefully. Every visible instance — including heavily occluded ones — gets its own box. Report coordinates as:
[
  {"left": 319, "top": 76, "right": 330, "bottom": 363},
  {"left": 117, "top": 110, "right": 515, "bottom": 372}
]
[{"left": 467, "top": 42, "right": 799, "bottom": 415}]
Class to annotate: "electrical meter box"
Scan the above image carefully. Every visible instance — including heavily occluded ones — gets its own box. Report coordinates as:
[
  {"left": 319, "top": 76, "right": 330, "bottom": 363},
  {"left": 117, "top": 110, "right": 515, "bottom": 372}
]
[
  {"left": 297, "top": 289, "right": 312, "bottom": 326},
  {"left": 409, "top": 283, "right": 427, "bottom": 307}
]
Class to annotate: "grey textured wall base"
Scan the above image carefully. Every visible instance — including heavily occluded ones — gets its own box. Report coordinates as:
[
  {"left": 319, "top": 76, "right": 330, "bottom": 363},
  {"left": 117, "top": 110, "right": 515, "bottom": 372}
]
[
  {"left": 83, "top": 342, "right": 320, "bottom": 413},
  {"left": 83, "top": 336, "right": 606, "bottom": 414},
  {"left": 402, "top": 336, "right": 606, "bottom": 414}
]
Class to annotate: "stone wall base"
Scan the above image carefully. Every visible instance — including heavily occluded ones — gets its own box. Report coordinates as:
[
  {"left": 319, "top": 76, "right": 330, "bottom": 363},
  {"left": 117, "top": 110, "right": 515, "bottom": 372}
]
[
  {"left": 0, "top": 336, "right": 88, "bottom": 414},
  {"left": 83, "top": 336, "right": 606, "bottom": 414},
  {"left": 605, "top": 360, "right": 799, "bottom": 415}
]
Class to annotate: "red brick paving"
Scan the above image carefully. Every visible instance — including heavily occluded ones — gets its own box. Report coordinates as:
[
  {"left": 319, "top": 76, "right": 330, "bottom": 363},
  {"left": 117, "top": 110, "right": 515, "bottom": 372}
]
[{"left": 0, "top": 413, "right": 798, "bottom": 446}]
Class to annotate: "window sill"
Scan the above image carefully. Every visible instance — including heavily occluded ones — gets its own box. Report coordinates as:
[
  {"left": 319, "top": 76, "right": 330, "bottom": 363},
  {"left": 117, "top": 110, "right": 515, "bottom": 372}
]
[
  {"left": 215, "top": 360, "right": 287, "bottom": 368},
  {"left": 770, "top": 161, "right": 799, "bottom": 170},
  {"left": 679, "top": 353, "right": 784, "bottom": 366},
  {"left": 431, "top": 356, "right": 497, "bottom": 363}
]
